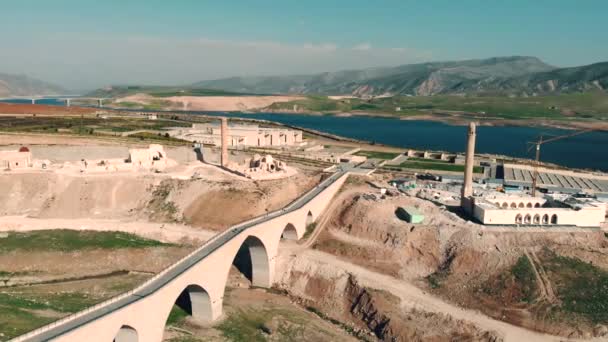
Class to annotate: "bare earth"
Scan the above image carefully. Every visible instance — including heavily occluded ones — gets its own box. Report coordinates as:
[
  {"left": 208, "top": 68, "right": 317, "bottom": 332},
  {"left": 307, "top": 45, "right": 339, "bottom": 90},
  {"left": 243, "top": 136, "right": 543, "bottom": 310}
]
[{"left": 116, "top": 93, "right": 303, "bottom": 111}]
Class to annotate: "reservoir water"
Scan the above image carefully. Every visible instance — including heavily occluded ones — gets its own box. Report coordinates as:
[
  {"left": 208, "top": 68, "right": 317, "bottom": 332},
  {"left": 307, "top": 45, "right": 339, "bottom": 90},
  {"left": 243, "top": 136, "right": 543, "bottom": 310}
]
[
  {"left": 193, "top": 111, "right": 608, "bottom": 172},
  {"left": 1, "top": 99, "right": 607, "bottom": 171}
]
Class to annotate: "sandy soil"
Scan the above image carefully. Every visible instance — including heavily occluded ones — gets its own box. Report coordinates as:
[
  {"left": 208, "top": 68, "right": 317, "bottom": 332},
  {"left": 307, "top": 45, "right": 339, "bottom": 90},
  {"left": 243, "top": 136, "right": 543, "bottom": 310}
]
[
  {"left": 116, "top": 93, "right": 303, "bottom": 111},
  {"left": 0, "top": 103, "right": 94, "bottom": 115},
  {"left": 0, "top": 216, "right": 214, "bottom": 244}
]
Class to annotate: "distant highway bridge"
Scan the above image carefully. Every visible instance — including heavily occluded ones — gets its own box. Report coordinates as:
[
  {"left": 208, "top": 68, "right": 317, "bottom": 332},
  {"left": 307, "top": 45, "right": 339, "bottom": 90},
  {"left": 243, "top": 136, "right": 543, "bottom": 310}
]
[
  {"left": 0, "top": 96, "right": 110, "bottom": 107},
  {"left": 13, "top": 170, "right": 351, "bottom": 342}
]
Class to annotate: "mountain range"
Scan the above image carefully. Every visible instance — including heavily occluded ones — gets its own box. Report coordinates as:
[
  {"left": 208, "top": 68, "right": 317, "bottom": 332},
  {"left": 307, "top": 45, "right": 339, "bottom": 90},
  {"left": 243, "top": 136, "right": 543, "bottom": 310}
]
[
  {"left": 0, "top": 73, "right": 65, "bottom": 97},
  {"left": 194, "top": 56, "right": 608, "bottom": 96}
]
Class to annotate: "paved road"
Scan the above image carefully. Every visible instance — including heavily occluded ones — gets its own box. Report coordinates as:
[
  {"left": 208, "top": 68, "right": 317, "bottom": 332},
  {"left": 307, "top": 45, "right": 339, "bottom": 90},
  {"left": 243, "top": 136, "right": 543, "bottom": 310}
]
[{"left": 16, "top": 170, "right": 347, "bottom": 342}]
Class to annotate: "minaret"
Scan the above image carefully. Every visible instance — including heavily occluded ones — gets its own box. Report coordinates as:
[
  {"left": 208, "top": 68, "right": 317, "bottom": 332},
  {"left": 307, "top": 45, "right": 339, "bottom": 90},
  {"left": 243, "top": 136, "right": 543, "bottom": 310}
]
[
  {"left": 220, "top": 117, "right": 228, "bottom": 167},
  {"left": 461, "top": 122, "right": 476, "bottom": 212}
]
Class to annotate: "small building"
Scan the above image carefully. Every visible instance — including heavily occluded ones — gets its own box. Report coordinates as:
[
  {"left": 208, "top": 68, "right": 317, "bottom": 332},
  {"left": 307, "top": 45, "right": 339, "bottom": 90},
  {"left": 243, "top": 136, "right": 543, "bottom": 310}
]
[
  {"left": 127, "top": 144, "right": 167, "bottom": 168},
  {"left": 396, "top": 206, "right": 425, "bottom": 223},
  {"left": 0, "top": 147, "right": 32, "bottom": 169}
]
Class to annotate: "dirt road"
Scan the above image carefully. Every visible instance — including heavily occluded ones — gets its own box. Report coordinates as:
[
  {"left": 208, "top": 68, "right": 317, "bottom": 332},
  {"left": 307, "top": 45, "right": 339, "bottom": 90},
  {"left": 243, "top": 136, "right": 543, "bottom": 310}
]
[{"left": 286, "top": 248, "right": 603, "bottom": 342}]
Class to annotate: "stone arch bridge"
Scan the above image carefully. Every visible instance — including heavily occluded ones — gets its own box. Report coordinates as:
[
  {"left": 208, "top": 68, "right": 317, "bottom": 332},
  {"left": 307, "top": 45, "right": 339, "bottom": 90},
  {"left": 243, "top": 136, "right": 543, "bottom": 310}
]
[{"left": 14, "top": 171, "right": 349, "bottom": 342}]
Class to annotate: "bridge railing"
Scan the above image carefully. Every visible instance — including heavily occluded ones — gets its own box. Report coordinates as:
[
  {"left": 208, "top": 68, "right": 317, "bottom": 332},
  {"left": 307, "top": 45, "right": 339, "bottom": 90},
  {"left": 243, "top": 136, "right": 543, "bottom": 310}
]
[{"left": 12, "top": 170, "right": 348, "bottom": 342}]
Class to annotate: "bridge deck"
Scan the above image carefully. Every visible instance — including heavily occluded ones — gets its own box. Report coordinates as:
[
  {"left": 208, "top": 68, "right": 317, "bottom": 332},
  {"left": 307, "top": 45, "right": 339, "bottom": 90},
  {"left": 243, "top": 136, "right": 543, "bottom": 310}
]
[{"left": 16, "top": 170, "right": 347, "bottom": 342}]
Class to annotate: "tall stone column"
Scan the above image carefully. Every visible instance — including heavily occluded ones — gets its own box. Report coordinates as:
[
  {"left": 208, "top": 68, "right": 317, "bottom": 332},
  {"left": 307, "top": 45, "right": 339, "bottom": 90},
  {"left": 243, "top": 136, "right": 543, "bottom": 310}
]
[
  {"left": 461, "top": 122, "right": 476, "bottom": 211},
  {"left": 221, "top": 117, "right": 228, "bottom": 167}
]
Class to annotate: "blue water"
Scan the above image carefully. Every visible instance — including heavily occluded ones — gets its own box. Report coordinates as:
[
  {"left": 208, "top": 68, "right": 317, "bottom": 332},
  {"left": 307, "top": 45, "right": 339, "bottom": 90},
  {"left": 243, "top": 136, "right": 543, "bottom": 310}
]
[
  {"left": 190, "top": 111, "right": 608, "bottom": 172},
  {"left": 2, "top": 99, "right": 607, "bottom": 171}
]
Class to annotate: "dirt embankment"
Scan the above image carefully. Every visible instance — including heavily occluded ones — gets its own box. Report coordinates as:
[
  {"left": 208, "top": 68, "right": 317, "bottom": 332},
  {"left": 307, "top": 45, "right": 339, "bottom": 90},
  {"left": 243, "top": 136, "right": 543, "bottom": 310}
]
[
  {"left": 116, "top": 94, "right": 303, "bottom": 111},
  {"left": 182, "top": 171, "right": 321, "bottom": 230},
  {"left": 314, "top": 188, "right": 450, "bottom": 279},
  {"left": 275, "top": 251, "right": 502, "bottom": 342},
  {"left": 0, "top": 170, "right": 321, "bottom": 230}
]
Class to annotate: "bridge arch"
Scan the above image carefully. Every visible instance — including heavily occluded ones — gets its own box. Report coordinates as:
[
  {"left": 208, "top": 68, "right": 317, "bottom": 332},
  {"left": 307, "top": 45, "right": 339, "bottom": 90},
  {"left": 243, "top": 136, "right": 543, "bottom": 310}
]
[
  {"left": 231, "top": 235, "right": 270, "bottom": 287},
  {"left": 171, "top": 284, "right": 213, "bottom": 322},
  {"left": 306, "top": 210, "right": 314, "bottom": 226},
  {"left": 281, "top": 223, "right": 298, "bottom": 240},
  {"left": 113, "top": 325, "right": 138, "bottom": 342}
]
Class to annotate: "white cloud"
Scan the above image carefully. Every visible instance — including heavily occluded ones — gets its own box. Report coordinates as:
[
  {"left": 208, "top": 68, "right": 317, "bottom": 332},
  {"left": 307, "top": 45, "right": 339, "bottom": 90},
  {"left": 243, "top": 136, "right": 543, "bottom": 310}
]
[
  {"left": 352, "top": 43, "right": 372, "bottom": 51},
  {"left": 2, "top": 34, "right": 431, "bottom": 91}
]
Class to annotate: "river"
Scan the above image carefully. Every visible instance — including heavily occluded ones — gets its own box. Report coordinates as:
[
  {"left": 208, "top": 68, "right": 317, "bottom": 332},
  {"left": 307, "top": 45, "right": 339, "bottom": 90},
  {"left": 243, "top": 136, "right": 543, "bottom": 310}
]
[
  {"left": 1, "top": 99, "right": 607, "bottom": 171},
  {"left": 190, "top": 111, "right": 608, "bottom": 172}
]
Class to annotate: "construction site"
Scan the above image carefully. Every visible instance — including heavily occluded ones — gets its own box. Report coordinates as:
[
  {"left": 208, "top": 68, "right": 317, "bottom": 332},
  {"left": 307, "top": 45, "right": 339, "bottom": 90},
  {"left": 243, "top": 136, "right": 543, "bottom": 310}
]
[{"left": 0, "top": 104, "right": 607, "bottom": 342}]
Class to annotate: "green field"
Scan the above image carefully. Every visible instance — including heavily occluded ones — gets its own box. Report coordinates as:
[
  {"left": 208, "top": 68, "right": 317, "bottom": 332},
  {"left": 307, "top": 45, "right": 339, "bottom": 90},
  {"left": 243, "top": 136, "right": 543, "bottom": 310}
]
[
  {"left": 511, "top": 255, "right": 538, "bottom": 303},
  {"left": 396, "top": 160, "right": 483, "bottom": 173},
  {"left": 0, "top": 274, "right": 149, "bottom": 340},
  {"left": 267, "top": 93, "right": 608, "bottom": 121},
  {"left": 354, "top": 150, "right": 401, "bottom": 160},
  {"left": 543, "top": 250, "right": 608, "bottom": 323},
  {"left": 406, "top": 157, "right": 451, "bottom": 164},
  {"left": 128, "top": 131, "right": 190, "bottom": 143},
  {"left": 0, "top": 230, "right": 170, "bottom": 252},
  {"left": 87, "top": 85, "right": 255, "bottom": 98}
]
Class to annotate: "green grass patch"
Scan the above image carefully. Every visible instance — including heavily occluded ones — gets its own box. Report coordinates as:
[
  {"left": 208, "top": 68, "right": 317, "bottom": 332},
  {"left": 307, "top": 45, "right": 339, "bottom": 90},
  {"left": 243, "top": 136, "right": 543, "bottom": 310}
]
[
  {"left": 407, "top": 157, "right": 451, "bottom": 164},
  {"left": 166, "top": 304, "right": 190, "bottom": 326},
  {"left": 354, "top": 150, "right": 400, "bottom": 160},
  {"left": 0, "top": 291, "right": 101, "bottom": 339},
  {"left": 267, "top": 93, "right": 608, "bottom": 121},
  {"left": 0, "top": 229, "right": 170, "bottom": 253},
  {"left": 543, "top": 250, "right": 608, "bottom": 323},
  {"left": 511, "top": 255, "right": 538, "bottom": 303},
  {"left": 303, "top": 222, "right": 317, "bottom": 239},
  {"left": 217, "top": 309, "right": 271, "bottom": 342},
  {"left": 398, "top": 160, "right": 483, "bottom": 173},
  {"left": 128, "top": 131, "right": 189, "bottom": 143},
  {"left": 0, "top": 304, "right": 55, "bottom": 340}
]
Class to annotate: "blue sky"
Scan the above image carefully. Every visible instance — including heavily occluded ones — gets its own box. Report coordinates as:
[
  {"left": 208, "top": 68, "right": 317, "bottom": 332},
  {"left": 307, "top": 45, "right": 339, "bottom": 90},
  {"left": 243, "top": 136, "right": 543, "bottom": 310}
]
[{"left": 2, "top": 0, "right": 607, "bottom": 90}]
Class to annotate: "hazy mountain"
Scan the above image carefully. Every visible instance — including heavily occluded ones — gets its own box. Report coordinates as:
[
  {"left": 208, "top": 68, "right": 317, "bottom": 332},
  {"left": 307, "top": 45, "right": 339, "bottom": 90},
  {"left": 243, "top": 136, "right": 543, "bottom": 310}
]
[
  {"left": 0, "top": 73, "right": 65, "bottom": 97},
  {"left": 194, "top": 56, "right": 562, "bottom": 96},
  {"left": 451, "top": 61, "right": 608, "bottom": 95}
]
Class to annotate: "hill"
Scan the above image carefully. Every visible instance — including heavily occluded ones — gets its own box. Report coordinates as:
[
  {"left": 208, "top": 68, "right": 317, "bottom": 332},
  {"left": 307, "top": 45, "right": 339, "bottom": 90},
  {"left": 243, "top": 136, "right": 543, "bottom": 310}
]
[
  {"left": 453, "top": 62, "right": 608, "bottom": 95},
  {"left": 0, "top": 73, "right": 65, "bottom": 97},
  {"left": 86, "top": 85, "right": 255, "bottom": 98},
  {"left": 194, "top": 56, "right": 559, "bottom": 96}
]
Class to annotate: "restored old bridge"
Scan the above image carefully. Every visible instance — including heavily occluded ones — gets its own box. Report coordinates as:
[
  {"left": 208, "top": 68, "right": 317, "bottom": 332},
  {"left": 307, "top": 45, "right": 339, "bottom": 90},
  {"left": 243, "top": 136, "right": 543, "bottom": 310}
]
[{"left": 14, "top": 170, "right": 350, "bottom": 342}]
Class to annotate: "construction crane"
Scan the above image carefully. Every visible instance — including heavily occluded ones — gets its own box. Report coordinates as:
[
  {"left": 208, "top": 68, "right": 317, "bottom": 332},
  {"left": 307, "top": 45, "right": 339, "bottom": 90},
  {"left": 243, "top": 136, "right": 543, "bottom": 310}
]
[{"left": 527, "top": 129, "right": 594, "bottom": 196}]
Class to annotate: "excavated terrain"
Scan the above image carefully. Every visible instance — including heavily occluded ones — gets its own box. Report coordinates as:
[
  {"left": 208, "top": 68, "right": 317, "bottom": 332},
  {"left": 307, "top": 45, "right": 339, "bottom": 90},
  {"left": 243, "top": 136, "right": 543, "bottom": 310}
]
[
  {"left": 0, "top": 170, "right": 321, "bottom": 230},
  {"left": 275, "top": 250, "right": 502, "bottom": 342},
  {"left": 311, "top": 176, "right": 608, "bottom": 340}
]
